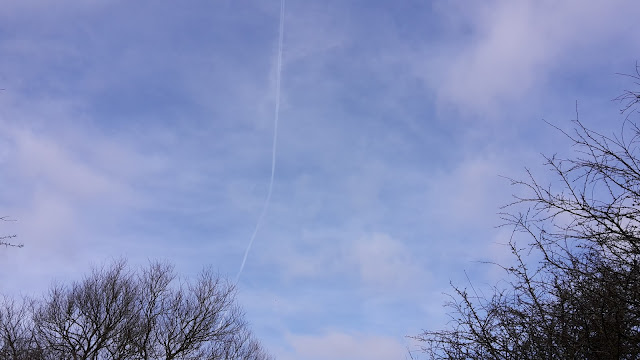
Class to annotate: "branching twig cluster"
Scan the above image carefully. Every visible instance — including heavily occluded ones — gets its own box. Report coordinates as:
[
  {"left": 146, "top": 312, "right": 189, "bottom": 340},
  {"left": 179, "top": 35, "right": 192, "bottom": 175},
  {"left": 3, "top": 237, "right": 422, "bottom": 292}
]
[
  {"left": 0, "top": 260, "right": 273, "bottom": 360},
  {"left": 413, "top": 78, "right": 640, "bottom": 359},
  {"left": 0, "top": 217, "right": 21, "bottom": 248}
]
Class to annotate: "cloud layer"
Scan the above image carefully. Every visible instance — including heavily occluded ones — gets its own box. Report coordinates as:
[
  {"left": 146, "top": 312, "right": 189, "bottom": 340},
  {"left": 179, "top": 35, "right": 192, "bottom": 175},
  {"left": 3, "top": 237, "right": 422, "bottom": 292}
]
[{"left": 1, "top": 0, "right": 639, "bottom": 358}]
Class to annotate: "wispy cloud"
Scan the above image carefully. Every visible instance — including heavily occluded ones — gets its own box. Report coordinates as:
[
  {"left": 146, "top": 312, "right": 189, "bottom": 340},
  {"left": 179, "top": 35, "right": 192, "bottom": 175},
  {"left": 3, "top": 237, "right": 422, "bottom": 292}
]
[
  {"left": 0, "top": 0, "right": 638, "bottom": 358},
  {"left": 281, "top": 331, "right": 408, "bottom": 360},
  {"left": 415, "top": 0, "right": 640, "bottom": 115}
]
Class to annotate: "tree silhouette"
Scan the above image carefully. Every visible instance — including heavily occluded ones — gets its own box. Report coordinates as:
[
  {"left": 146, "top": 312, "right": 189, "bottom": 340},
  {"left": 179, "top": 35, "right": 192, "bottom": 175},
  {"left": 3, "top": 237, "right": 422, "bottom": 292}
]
[
  {"left": 0, "top": 260, "right": 273, "bottom": 360},
  {"left": 414, "top": 73, "right": 640, "bottom": 359}
]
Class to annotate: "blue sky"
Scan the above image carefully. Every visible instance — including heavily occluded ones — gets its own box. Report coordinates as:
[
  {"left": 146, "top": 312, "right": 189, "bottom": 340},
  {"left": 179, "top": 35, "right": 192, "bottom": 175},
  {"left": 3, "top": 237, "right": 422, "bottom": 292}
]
[{"left": 1, "top": 0, "right": 639, "bottom": 358}]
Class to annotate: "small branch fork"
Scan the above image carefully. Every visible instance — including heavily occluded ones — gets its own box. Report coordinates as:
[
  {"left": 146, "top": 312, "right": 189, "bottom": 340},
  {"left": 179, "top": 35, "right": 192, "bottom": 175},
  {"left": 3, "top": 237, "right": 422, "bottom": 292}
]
[{"left": 1, "top": 216, "right": 22, "bottom": 248}]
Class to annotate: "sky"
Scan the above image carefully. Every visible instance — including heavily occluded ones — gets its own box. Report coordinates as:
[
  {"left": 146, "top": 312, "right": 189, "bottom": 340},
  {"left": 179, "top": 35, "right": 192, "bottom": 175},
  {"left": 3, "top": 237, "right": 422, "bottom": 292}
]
[{"left": 1, "top": 0, "right": 639, "bottom": 358}]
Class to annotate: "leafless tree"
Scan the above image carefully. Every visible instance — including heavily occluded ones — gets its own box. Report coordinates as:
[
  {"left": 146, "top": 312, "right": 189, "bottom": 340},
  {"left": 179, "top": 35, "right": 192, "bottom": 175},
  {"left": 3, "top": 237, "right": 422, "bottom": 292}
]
[
  {"left": 0, "top": 260, "right": 273, "bottom": 360},
  {"left": 33, "top": 260, "right": 141, "bottom": 359},
  {"left": 131, "top": 263, "right": 255, "bottom": 360},
  {"left": 413, "top": 77, "right": 640, "bottom": 359},
  {"left": 207, "top": 327, "right": 274, "bottom": 360},
  {"left": 0, "top": 296, "right": 40, "bottom": 359}
]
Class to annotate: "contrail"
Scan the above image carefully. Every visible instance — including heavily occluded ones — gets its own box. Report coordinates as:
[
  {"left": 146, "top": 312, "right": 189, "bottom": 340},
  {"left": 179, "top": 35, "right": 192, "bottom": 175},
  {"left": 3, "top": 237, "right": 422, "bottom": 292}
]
[{"left": 236, "top": 0, "right": 285, "bottom": 284}]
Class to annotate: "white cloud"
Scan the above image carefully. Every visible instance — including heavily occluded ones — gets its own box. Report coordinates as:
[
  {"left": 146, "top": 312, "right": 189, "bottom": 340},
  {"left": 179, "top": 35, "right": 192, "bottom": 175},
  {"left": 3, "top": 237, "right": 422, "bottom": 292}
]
[
  {"left": 417, "top": 0, "right": 640, "bottom": 114},
  {"left": 281, "top": 1, "right": 349, "bottom": 65},
  {"left": 425, "top": 153, "right": 508, "bottom": 228},
  {"left": 282, "top": 331, "right": 408, "bottom": 360},
  {"left": 0, "top": 111, "right": 162, "bottom": 295},
  {"left": 258, "top": 227, "right": 429, "bottom": 293},
  {"left": 350, "top": 233, "right": 426, "bottom": 291},
  {"left": 11, "top": 129, "right": 119, "bottom": 200}
]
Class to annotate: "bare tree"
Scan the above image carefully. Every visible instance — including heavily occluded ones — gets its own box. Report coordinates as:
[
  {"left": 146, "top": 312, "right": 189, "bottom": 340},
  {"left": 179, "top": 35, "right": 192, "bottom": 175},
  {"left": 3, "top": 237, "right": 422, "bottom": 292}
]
[
  {"left": 0, "top": 296, "right": 40, "bottom": 360},
  {"left": 132, "top": 264, "right": 253, "bottom": 360},
  {"left": 33, "top": 259, "right": 139, "bottom": 359},
  {"left": 413, "top": 78, "right": 640, "bottom": 359},
  {"left": 207, "top": 327, "right": 274, "bottom": 360},
  {"left": 0, "top": 260, "right": 273, "bottom": 360}
]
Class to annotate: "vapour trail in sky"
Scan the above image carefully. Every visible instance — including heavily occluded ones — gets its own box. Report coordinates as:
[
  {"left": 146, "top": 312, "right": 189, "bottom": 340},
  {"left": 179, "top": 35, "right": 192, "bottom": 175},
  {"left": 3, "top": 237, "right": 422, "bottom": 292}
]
[{"left": 236, "top": 0, "right": 285, "bottom": 284}]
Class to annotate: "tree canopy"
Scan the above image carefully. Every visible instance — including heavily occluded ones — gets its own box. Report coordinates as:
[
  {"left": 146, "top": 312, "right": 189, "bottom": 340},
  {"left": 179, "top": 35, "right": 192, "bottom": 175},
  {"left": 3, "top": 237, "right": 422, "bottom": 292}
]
[
  {"left": 0, "top": 260, "right": 273, "bottom": 360},
  {"left": 414, "top": 69, "right": 640, "bottom": 359}
]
